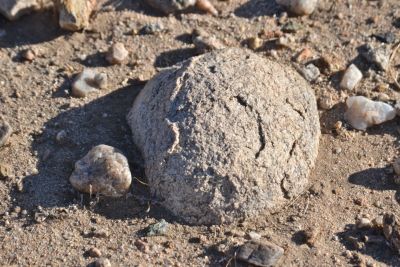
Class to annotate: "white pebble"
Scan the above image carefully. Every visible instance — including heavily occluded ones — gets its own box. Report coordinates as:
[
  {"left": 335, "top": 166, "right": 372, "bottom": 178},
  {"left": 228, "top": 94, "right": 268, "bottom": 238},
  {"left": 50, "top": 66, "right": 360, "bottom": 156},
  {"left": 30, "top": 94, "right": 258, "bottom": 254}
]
[
  {"left": 301, "top": 64, "right": 320, "bottom": 82},
  {"left": 72, "top": 69, "right": 107, "bottom": 98},
  {"left": 340, "top": 64, "right": 362, "bottom": 91},
  {"left": 344, "top": 96, "right": 396, "bottom": 131},
  {"left": 276, "top": 0, "right": 318, "bottom": 16},
  {"left": 106, "top": 43, "right": 129, "bottom": 65}
]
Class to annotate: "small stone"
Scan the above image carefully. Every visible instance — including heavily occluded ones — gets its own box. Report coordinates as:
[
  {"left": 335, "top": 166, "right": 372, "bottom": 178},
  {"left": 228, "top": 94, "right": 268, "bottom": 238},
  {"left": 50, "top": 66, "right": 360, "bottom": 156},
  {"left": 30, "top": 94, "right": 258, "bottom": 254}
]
[
  {"left": 94, "top": 258, "right": 111, "bottom": 267},
  {"left": 134, "top": 239, "right": 149, "bottom": 253},
  {"left": 301, "top": 64, "right": 320, "bottom": 82},
  {"left": 0, "top": 163, "right": 12, "bottom": 179},
  {"left": 276, "top": 0, "right": 318, "bottom": 16},
  {"left": 276, "top": 34, "right": 295, "bottom": 48},
  {"left": 340, "top": 64, "right": 362, "bottom": 91},
  {"left": 294, "top": 48, "right": 312, "bottom": 63},
  {"left": 247, "top": 231, "right": 262, "bottom": 241},
  {"left": 106, "top": 43, "right": 129, "bottom": 65},
  {"left": 0, "top": 0, "right": 52, "bottom": 20},
  {"left": 363, "top": 44, "right": 391, "bottom": 72},
  {"left": 393, "top": 158, "right": 400, "bottom": 176},
  {"left": 21, "top": 49, "right": 35, "bottom": 61},
  {"left": 373, "top": 32, "right": 396, "bottom": 44},
  {"left": 372, "top": 216, "right": 384, "bottom": 228},
  {"left": 248, "top": 37, "right": 263, "bottom": 50},
  {"left": 69, "top": 145, "right": 132, "bottom": 197},
  {"left": 87, "top": 247, "right": 102, "bottom": 257},
  {"left": 383, "top": 213, "right": 400, "bottom": 254},
  {"left": 333, "top": 147, "right": 342, "bottom": 154},
  {"left": 318, "top": 94, "right": 335, "bottom": 110},
  {"left": 58, "top": 0, "right": 96, "bottom": 31},
  {"left": 140, "top": 23, "right": 165, "bottom": 35},
  {"left": 356, "top": 217, "right": 372, "bottom": 229},
  {"left": 0, "top": 118, "right": 12, "bottom": 147},
  {"left": 237, "top": 240, "right": 284, "bottom": 267},
  {"left": 71, "top": 69, "right": 106, "bottom": 98},
  {"left": 144, "top": 0, "right": 196, "bottom": 14},
  {"left": 146, "top": 219, "right": 169, "bottom": 236},
  {"left": 344, "top": 96, "right": 396, "bottom": 131},
  {"left": 195, "top": 0, "right": 218, "bottom": 16}
]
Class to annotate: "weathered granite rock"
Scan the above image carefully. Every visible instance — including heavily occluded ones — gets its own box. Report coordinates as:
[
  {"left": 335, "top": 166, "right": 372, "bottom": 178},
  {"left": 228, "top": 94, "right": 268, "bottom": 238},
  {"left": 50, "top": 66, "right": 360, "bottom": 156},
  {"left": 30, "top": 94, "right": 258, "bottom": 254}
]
[
  {"left": 57, "top": 0, "right": 96, "bottom": 31},
  {"left": 128, "top": 48, "right": 320, "bottom": 225}
]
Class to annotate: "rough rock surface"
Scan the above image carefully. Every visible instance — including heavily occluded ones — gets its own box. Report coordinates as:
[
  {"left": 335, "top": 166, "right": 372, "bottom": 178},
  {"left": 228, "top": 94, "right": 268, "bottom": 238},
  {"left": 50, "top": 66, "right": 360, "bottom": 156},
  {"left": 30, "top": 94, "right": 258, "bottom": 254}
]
[
  {"left": 0, "top": 118, "right": 12, "bottom": 148},
  {"left": 69, "top": 145, "right": 132, "bottom": 197},
  {"left": 128, "top": 48, "right": 320, "bottom": 225},
  {"left": 145, "top": 0, "right": 196, "bottom": 14},
  {"left": 276, "top": 0, "right": 318, "bottom": 16},
  {"left": 106, "top": 43, "right": 129, "bottom": 65},
  {"left": 72, "top": 69, "right": 107, "bottom": 98},
  {"left": 237, "top": 240, "right": 284, "bottom": 267},
  {"left": 0, "top": 0, "right": 52, "bottom": 20},
  {"left": 57, "top": 0, "right": 96, "bottom": 31}
]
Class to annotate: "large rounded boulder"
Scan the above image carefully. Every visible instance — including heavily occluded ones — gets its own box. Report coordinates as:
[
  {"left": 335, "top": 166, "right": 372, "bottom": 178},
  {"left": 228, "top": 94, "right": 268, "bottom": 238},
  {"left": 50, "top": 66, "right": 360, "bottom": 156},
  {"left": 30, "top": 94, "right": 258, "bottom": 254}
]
[{"left": 128, "top": 48, "right": 320, "bottom": 225}]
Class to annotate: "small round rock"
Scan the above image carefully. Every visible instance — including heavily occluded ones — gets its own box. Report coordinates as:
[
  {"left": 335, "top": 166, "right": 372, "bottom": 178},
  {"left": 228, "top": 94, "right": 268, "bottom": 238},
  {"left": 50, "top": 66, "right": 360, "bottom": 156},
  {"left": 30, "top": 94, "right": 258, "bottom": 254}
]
[
  {"left": 69, "top": 145, "right": 132, "bottom": 197},
  {"left": 106, "top": 43, "right": 129, "bottom": 65},
  {"left": 94, "top": 258, "right": 111, "bottom": 267},
  {"left": 88, "top": 247, "right": 102, "bottom": 257}
]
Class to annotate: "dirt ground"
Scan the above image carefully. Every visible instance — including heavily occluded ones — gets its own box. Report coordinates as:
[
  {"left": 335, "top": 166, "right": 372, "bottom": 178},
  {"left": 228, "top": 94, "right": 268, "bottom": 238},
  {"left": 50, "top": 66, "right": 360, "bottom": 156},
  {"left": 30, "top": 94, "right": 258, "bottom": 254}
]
[{"left": 1, "top": 0, "right": 400, "bottom": 266}]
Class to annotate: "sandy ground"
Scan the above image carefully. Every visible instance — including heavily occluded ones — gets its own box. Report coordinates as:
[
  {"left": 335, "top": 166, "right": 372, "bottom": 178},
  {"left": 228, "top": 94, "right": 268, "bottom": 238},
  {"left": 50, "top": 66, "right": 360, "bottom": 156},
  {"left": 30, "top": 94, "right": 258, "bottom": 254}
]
[{"left": 1, "top": 0, "right": 400, "bottom": 266}]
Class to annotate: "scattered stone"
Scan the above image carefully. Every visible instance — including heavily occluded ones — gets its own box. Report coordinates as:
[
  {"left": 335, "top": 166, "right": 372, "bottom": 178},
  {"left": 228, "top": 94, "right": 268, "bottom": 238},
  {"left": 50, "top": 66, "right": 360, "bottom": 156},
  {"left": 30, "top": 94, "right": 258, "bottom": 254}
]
[
  {"left": 356, "top": 217, "right": 372, "bottom": 229},
  {"left": 276, "top": 34, "right": 295, "bottom": 48},
  {"left": 294, "top": 47, "right": 313, "bottom": 63},
  {"left": 0, "top": 162, "right": 12, "bottom": 179},
  {"left": 140, "top": 22, "right": 165, "bottom": 35},
  {"left": 247, "top": 231, "right": 262, "bottom": 241},
  {"left": 106, "top": 43, "right": 129, "bottom": 65},
  {"left": 21, "top": 49, "right": 36, "bottom": 61},
  {"left": 276, "top": 0, "right": 318, "bottom": 16},
  {"left": 301, "top": 64, "right": 320, "bottom": 82},
  {"left": 192, "top": 29, "right": 225, "bottom": 54},
  {"left": 127, "top": 48, "right": 320, "bottom": 225},
  {"left": 58, "top": 0, "right": 96, "bottom": 31},
  {"left": 248, "top": 37, "right": 263, "bottom": 50},
  {"left": 0, "top": 0, "right": 52, "bottom": 20},
  {"left": 146, "top": 219, "right": 169, "bottom": 236},
  {"left": 69, "top": 145, "right": 132, "bottom": 197},
  {"left": 363, "top": 44, "right": 391, "bottom": 71},
  {"left": 145, "top": 0, "right": 196, "bottom": 14},
  {"left": 195, "top": 0, "right": 218, "bottom": 16},
  {"left": 372, "top": 216, "right": 384, "bottom": 228},
  {"left": 94, "top": 258, "right": 111, "bottom": 267},
  {"left": 340, "top": 64, "right": 362, "bottom": 91},
  {"left": 344, "top": 96, "right": 396, "bottom": 131},
  {"left": 237, "top": 240, "right": 284, "bottom": 267},
  {"left": 393, "top": 158, "right": 400, "bottom": 176},
  {"left": 383, "top": 213, "right": 400, "bottom": 254},
  {"left": 71, "top": 69, "right": 107, "bottom": 98},
  {"left": 0, "top": 118, "right": 12, "bottom": 147},
  {"left": 88, "top": 247, "right": 102, "bottom": 257},
  {"left": 372, "top": 32, "right": 396, "bottom": 44}
]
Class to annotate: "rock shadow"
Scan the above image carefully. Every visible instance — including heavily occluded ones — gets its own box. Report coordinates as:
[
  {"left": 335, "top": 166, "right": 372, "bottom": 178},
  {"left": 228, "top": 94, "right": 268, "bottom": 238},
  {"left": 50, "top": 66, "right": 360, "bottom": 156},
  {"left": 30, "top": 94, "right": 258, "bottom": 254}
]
[
  {"left": 0, "top": 10, "right": 63, "bottom": 48},
  {"left": 337, "top": 224, "right": 400, "bottom": 266},
  {"left": 348, "top": 168, "right": 395, "bottom": 192},
  {"left": 154, "top": 47, "right": 198, "bottom": 68},
  {"left": 234, "top": 0, "right": 282, "bottom": 18},
  {"left": 9, "top": 83, "right": 175, "bottom": 221}
]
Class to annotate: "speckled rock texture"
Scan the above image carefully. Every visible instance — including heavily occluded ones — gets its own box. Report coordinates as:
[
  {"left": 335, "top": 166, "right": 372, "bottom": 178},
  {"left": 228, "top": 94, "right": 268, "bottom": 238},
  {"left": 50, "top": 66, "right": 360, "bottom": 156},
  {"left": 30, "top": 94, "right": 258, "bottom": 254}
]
[
  {"left": 0, "top": 0, "right": 52, "bottom": 20},
  {"left": 69, "top": 145, "right": 132, "bottom": 197},
  {"left": 127, "top": 48, "right": 320, "bottom": 225}
]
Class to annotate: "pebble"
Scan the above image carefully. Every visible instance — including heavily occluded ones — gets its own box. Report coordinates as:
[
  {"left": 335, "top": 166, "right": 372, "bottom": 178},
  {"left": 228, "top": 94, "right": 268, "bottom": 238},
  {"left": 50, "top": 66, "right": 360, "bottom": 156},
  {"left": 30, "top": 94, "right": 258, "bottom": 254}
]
[
  {"left": 58, "top": 0, "right": 96, "bottom": 31},
  {"left": 0, "top": 0, "right": 51, "bottom": 20},
  {"left": 276, "top": 34, "right": 295, "bottom": 48},
  {"left": 88, "top": 247, "right": 102, "bottom": 257},
  {"left": 69, "top": 144, "right": 132, "bottom": 197},
  {"left": 21, "top": 49, "right": 36, "bottom": 61},
  {"left": 363, "top": 44, "right": 391, "bottom": 72},
  {"left": 0, "top": 118, "right": 12, "bottom": 147},
  {"left": 237, "top": 240, "right": 284, "bottom": 267},
  {"left": 301, "top": 64, "right": 320, "bottom": 82},
  {"left": 146, "top": 219, "right": 169, "bottom": 236},
  {"left": 144, "top": 0, "right": 196, "bottom": 14},
  {"left": 94, "top": 258, "right": 111, "bottom": 267},
  {"left": 340, "top": 64, "right": 363, "bottom": 91},
  {"left": 248, "top": 37, "right": 263, "bottom": 50},
  {"left": 72, "top": 69, "right": 107, "bottom": 98},
  {"left": 276, "top": 0, "right": 318, "bottom": 16},
  {"left": 196, "top": 0, "right": 218, "bottom": 16},
  {"left": 373, "top": 32, "right": 396, "bottom": 44},
  {"left": 106, "top": 43, "right": 129, "bottom": 65},
  {"left": 247, "top": 231, "right": 262, "bottom": 241},
  {"left": 0, "top": 162, "right": 12, "bottom": 179},
  {"left": 393, "top": 158, "right": 400, "bottom": 176},
  {"left": 140, "top": 23, "right": 165, "bottom": 35},
  {"left": 356, "top": 217, "right": 372, "bottom": 229},
  {"left": 344, "top": 96, "right": 396, "bottom": 131},
  {"left": 192, "top": 29, "right": 225, "bottom": 53}
]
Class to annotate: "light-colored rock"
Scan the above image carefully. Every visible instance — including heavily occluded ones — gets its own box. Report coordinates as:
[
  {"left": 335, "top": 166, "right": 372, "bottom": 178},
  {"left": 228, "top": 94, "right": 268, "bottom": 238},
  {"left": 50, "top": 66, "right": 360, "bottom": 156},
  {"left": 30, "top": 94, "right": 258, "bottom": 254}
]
[
  {"left": 340, "top": 64, "right": 362, "bottom": 90},
  {"left": 94, "top": 258, "right": 112, "bottom": 267},
  {"left": 69, "top": 145, "right": 132, "bottom": 197},
  {"left": 363, "top": 44, "right": 391, "bottom": 72},
  {"left": 145, "top": 0, "right": 196, "bottom": 14},
  {"left": 344, "top": 96, "right": 396, "bottom": 131},
  {"left": 238, "top": 240, "right": 284, "bottom": 267},
  {"left": 106, "top": 43, "right": 129, "bottom": 65},
  {"left": 356, "top": 217, "right": 372, "bottom": 229},
  {"left": 71, "top": 69, "right": 107, "bottom": 98},
  {"left": 301, "top": 64, "right": 320, "bottom": 82},
  {"left": 0, "top": 118, "right": 12, "bottom": 148},
  {"left": 0, "top": 0, "right": 52, "bottom": 20},
  {"left": 276, "top": 0, "right": 318, "bottom": 16},
  {"left": 58, "top": 0, "right": 96, "bottom": 31},
  {"left": 127, "top": 48, "right": 320, "bottom": 225}
]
